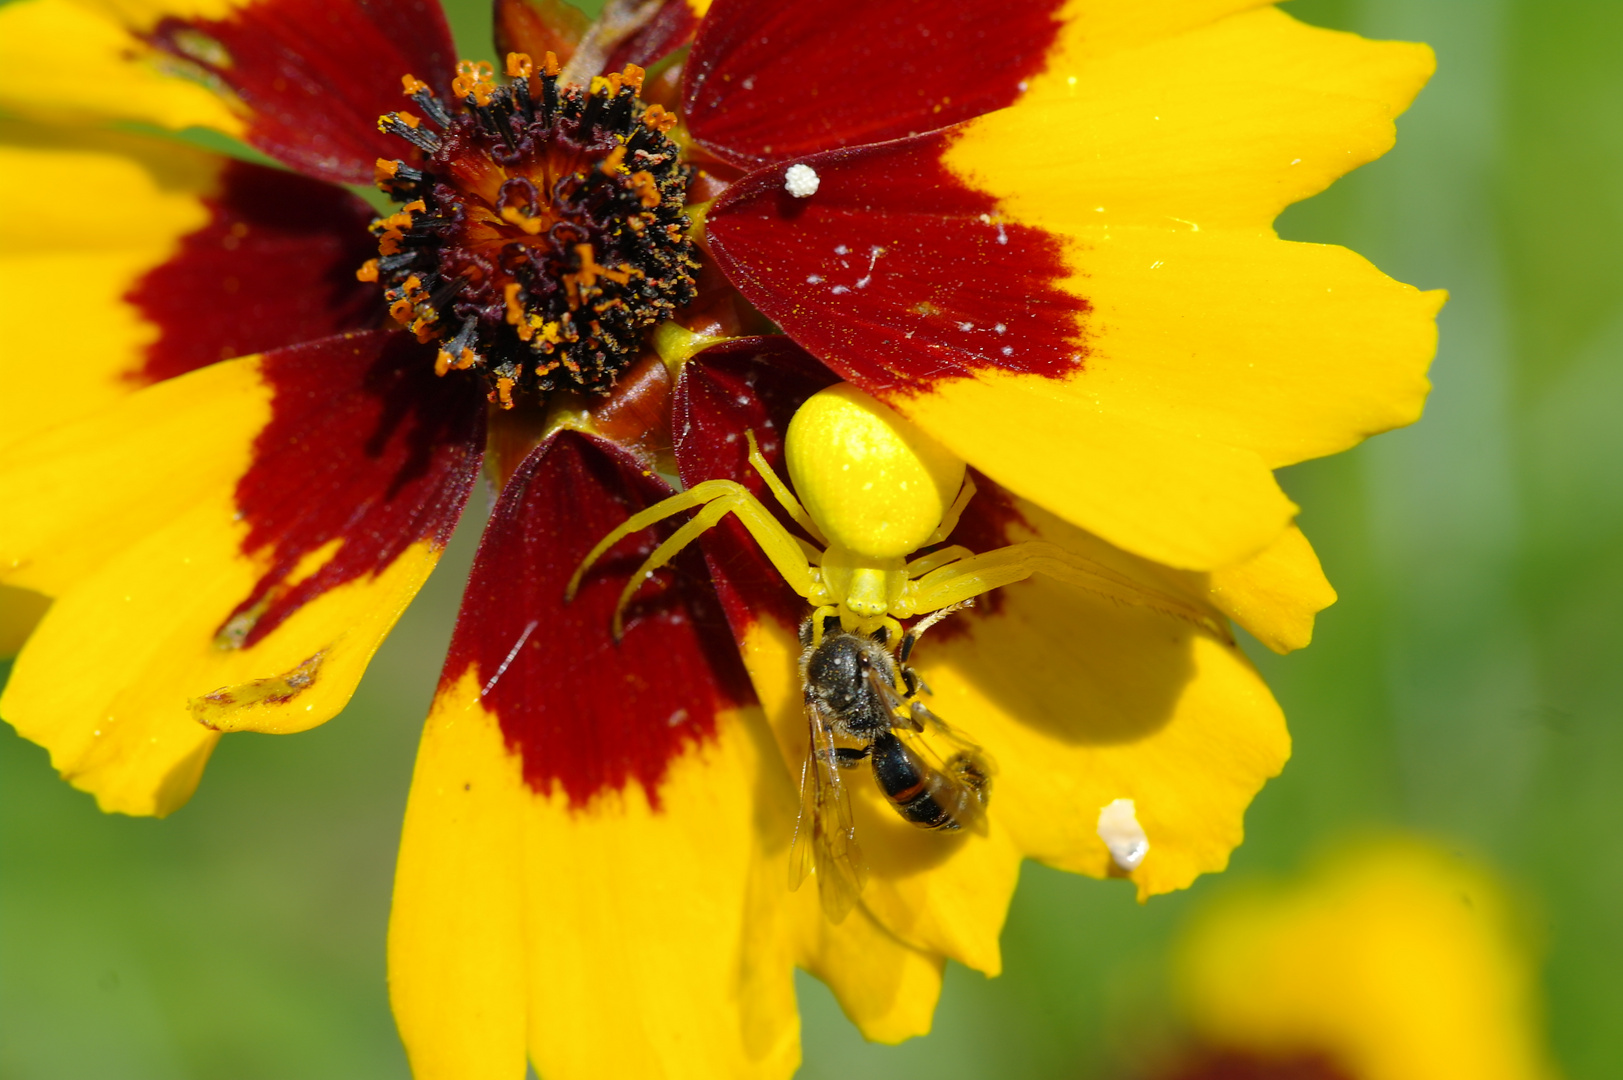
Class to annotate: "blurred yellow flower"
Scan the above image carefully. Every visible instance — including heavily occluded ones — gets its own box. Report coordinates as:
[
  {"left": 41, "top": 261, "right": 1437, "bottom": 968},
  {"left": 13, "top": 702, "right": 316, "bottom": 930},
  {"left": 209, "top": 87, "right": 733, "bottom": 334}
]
[{"left": 1168, "top": 839, "right": 1558, "bottom": 1080}]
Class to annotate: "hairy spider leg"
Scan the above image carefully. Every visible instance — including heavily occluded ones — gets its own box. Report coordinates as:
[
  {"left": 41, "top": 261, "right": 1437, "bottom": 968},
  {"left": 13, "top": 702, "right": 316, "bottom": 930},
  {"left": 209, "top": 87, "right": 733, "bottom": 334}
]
[{"left": 904, "top": 541, "right": 1233, "bottom": 642}]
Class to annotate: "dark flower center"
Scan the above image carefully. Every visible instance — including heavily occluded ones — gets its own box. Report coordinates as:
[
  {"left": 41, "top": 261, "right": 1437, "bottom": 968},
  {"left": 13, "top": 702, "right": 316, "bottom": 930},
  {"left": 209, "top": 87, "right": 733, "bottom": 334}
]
[{"left": 362, "top": 54, "right": 698, "bottom": 406}]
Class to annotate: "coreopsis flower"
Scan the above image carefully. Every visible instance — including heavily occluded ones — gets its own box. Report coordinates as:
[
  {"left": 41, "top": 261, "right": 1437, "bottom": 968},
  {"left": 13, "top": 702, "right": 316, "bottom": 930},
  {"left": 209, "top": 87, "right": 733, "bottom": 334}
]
[
  {"left": 1161, "top": 839, "right": 1557, "bottom": 1080},
  {"left": 0, "top": 0, "right": 1440, "bottom": 1076}
]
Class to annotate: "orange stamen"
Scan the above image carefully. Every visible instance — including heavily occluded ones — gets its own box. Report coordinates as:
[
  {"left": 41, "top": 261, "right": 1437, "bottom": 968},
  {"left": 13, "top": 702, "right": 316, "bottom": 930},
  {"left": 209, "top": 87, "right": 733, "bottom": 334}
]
[
  {"left": 642, "top": 105, "right": 677, "bottom": 134},
  {"left": 599, "top": 145, "right": 627, "bottom": 175},
  {"left": 629, "top": 171, "right": 660, "bottom": 209}
]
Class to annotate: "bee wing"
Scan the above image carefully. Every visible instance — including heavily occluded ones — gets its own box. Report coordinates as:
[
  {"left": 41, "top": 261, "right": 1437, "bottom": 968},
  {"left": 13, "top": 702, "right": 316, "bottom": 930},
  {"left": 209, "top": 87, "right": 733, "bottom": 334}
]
[{"left": 788, "top": 701, "right": 867, "bottom": 922}]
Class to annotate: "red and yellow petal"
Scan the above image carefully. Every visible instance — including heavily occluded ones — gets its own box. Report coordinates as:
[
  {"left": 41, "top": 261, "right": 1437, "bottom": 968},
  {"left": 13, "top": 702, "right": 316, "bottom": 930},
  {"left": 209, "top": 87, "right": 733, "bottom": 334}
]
[
  {"left": 669, "top": 346, "right": 1287, "bottom": 983},
  {"left": 0, "top": 330, "right": 483, "bottom": 815},
  {"left": 0, "top": 0, "right": 246, "bottom": 137},
  {"left": 0, "top": 0, "right": 456, "bottom": 184},
  {"left": 393, "top": 677, "right": 800, "bottom": 1080},
  {"left": 683, "top": 0, "right": 1068, "bottom": 167},
  {"left": 391, "top": 431, "right": 802, "bottom": 1078},
  {"left": 707, "top": 6, "right": 1441, "bottom": 571},
  {"left": 1, "top": 125, "right": 216, "bottom": 448},
  {"left": 0, "top": 124, "right": 378, "bottom": 450}
]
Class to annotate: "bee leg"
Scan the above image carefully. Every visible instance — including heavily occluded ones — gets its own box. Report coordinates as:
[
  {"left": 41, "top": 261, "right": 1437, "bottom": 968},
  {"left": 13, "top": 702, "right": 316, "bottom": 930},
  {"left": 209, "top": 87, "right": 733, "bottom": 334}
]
[
  {"left": 909, "top": 699, "right": 944, "bottom": 731},
  {"left": 897, "top": 599, "right": 974, "bottom": 663},
  {"left": 834, "top": 746, "right": 870, "bottom": 769}
]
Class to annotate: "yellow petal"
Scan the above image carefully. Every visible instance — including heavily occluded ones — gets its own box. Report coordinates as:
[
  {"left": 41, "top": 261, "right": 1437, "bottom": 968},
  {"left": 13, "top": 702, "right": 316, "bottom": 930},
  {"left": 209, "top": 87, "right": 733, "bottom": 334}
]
[
  {"left": 903, "top": 373, "right": 1300, "bottom": 571},
  {"left": 904, "top": 497, "right": 1289, "bottom": 902},
  {"left": 0, "top": 0, "right": 245, "bottom": 135},
  {"left": 1177, "top": 839, "right": 1559, "bottom": 1080},
  {"left": 967, "top": 7, "right": 1436, "bottom": 231},
  {"left": 788, "top": 890, "right": 946, "bottom": 1044},
  {"left": 0, "top": 123, "right": 221, "bottom": 449},
  {"left": 1037, "top": 0, "right": 1274, "bottom": 63},
  {"left": 1200, "top": 524, "right": 1336, "bottom": 654},
  {"left": 0, "top": 584, "right": 51, "bottom": 659},
  {"left": 390, "top": 673, "right": 801, "bottom": 1080}
]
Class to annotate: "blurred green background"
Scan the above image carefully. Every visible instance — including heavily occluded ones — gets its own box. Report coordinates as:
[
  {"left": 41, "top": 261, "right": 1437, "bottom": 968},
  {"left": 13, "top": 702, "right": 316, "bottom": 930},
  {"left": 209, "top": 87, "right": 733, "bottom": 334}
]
[{"left": 3, "top": 0, "right": 1620, "bottom": 1076}]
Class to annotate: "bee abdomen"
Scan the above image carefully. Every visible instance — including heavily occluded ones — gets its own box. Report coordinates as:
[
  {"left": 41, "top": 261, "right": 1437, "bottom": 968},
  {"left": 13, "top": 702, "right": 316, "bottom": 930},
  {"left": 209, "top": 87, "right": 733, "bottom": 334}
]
[{"left": 869, "top": 733, "right": 962, "bottom": 831}]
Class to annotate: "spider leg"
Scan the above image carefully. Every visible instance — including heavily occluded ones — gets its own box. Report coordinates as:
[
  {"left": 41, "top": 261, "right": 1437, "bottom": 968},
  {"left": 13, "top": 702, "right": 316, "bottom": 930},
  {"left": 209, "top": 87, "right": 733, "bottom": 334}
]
[
  {"left": 924, "top": 472, "right": 977, "bottom": 545},
  {"left": 809, "top": 606, "right": 839, "bottom": 648},
  {"left": 910, "top": 541, "right": 1232, "bottom": 642},
  {"left": 608, "top": 494, "right": 745, "bottom": 640},
  {"left": 566, "top": 479, "right": 743, "bottom": 602},
  {"left": 905, "top": 544, "right": 974, "bottom": 579},
  {"left": 746, "top": 430, "right": 827, "bottom": 546}
]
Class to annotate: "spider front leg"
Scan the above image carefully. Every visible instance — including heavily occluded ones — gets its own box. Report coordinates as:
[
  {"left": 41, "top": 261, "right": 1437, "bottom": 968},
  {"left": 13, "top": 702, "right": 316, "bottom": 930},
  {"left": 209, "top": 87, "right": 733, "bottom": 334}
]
[
  {"left": 567, "top": 478, "right": 829, "bottom": 638},
  {"left": 906, "top": 542, "right": 1231, "bottom": 641},
  {"left": 745, "top": 430, "right": 826, "bottom": 546}
]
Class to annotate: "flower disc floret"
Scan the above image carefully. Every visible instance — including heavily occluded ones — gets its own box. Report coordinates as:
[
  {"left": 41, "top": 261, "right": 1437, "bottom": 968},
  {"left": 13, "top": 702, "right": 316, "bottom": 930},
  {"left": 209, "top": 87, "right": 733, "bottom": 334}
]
[{"left": 364, "top": 54, "right": 698, "bottom": 405}]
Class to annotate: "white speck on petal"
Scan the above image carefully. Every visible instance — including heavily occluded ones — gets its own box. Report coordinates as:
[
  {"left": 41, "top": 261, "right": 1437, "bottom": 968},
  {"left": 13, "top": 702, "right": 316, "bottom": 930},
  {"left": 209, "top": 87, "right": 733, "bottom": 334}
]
[
  {"left": 1001, "top": 346, "right": 1013, "bottom": 356},
  {"left": 834, "top": 244, "right": 849, "bottom": 255},
  {"left": 784, "top": 163, "right": 820, "bottom": 198},
  {"left": 831, "top": 285, "right": 850, "bottom": 294},
  {"left": 1097, "top": 798, "right": 1149, "bottom": 871},
  {"left": 806, "top": 274, "right": 822, "bottom": 284},
  {"left": 994, "top": 323, "right": 1007, "bottom": 334}
]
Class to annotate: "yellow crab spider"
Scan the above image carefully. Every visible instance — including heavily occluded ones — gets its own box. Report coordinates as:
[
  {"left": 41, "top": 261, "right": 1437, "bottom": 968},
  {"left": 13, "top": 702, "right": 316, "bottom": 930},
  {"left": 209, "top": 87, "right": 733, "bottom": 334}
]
[{"left": 566, "top": 382, "right": 1230, "bottom": 644}]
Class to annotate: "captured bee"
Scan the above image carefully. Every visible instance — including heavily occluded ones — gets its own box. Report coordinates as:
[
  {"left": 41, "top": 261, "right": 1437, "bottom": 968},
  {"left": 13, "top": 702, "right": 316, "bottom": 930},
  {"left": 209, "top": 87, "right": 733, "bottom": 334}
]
[
  {"left": 568, "top": 380, "right": 1230, "bottom": 919},
  {"left": 790, "top": 604, "right": 991, "bottom": 922}
]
